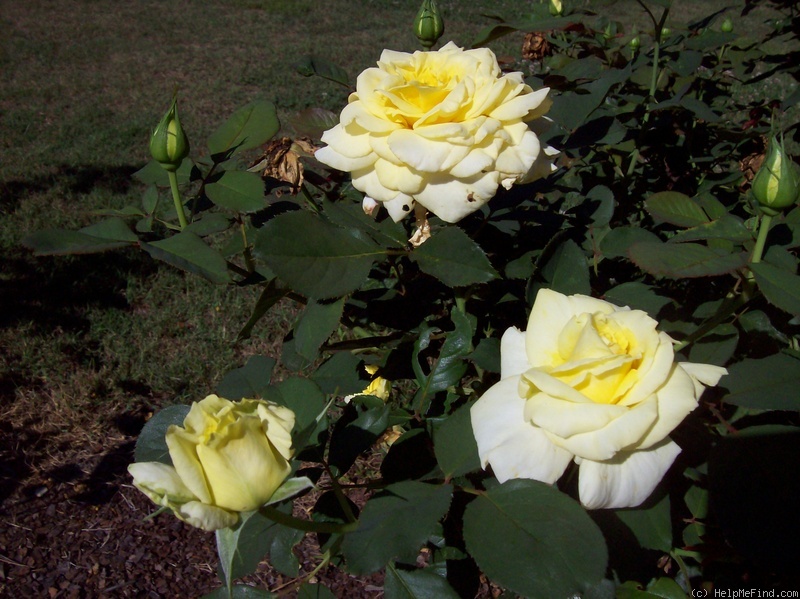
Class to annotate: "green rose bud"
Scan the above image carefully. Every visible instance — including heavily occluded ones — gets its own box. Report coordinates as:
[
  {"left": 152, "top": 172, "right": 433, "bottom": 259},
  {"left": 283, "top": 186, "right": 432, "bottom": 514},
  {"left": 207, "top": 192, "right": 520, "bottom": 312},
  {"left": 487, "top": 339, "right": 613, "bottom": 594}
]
[
  {"left": 549, "top": 0, "right": 563, "bottom": 17},
  {"left": 751, "top": 136, "right": 800, "bottom": 215},
  {"left": 414, "top": 0, "right": 444, "bottom": 49},
  {"left": 721, "top": 17, "right": 733, "bottom": 33},
  {"left": 149, "top": 97, "right": 190, "bottom": 172},
  {"left": 629, "top": 35, "right": 641, "bottom": 50}
]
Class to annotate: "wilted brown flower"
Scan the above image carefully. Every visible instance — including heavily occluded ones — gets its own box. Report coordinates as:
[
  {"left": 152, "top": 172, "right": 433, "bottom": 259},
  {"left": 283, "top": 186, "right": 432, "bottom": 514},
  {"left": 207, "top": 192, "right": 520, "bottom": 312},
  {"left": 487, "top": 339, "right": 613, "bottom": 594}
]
[
  {"left": 739, "top": 137, "right": 767, "bottom": 191},
  {"left": 522, "top": 32, "right": 552, "bottom": 62},
  {"left": 250, "top": 137, "right": 318, "bottom": 195}
]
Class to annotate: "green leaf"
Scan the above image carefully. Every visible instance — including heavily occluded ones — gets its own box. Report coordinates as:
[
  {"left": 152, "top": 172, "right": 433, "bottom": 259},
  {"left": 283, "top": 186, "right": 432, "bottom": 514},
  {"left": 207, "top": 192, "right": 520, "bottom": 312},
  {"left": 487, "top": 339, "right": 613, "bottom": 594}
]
[
  {"left": 184, "top": 213, "right": 233, "bottom": 237},
  {"left": 600, "top": 227, "right": 661, "bottom": 259},
  {"left": 723, "top": 353, "right": 800, "bottom": 410},
  {"left": 328, "top": 395, "right": 390, "bottom": 477},
  {"left": 644, "top": 191, "right": 710, "bottom": 227},
  {"left": 208, "top": 100, "right": 280, "bottom": 156},
  {"left": 463, "top": 480, "right": 607, "bottom": 598},
  {"left": 469, "top": 337, "right": 501, "bottom": 373},
  {"left": 412, "top": 310, "right": 472, "bottom": 414},
  {"left": 616, "top": 578, "right": 687, "bottom": 599},
  {"left": 91, "top": 205, "right": 146, "bottom": 218},
  {"left": 295, "top": 55, "right": 350, "bottom": 87},
  {"left": 604, "top": 282, "right": 673, "bottom": 317},
  {"left": 216, "top": 355, "right": 276, "bottom": 400},
  {"left": 205, "top": 170, "right": 267, "bottom": 213},
  {"left": 81, "top": 217, "right": 140, "bottom": 242},
  {"left": 23, "top": 229, "right": 133, "bottom": 255},
  {"left": 542, "top": 239, "right": 590, "bottom": 296},
  {"left": 548, "top": 66, "right": 632, "bottom": 131},
  {"left": 133, "top": 404, "right": 189, "bottom": 465},
  {"left": 669, "top": 214, "right": 752, "bottom": 243},
  {"left": 297, "top": 583, "right": 337, "bottom": 599},
  {"left": 685, "top": 30, "right": 737, "bottom": 51},
  {"left": 217, "top": 507, "right": 303, "bottom": 587},
  {"left": 688, "top": 323, "right": 738, "bottom": 366},
  {"left": 254, "top": 211, "right": 383, "bottom": 299},
  {"left": 629, "top": 241, "right": 747, "bottom": 278},
  {"left": 411, "top": 227, "right": 498, "bottom": 287},
  {"left": 23, "top": 217, "right": 139, "bottom": 256},
  {"left": 262, "top": 377, "right": 327, "bottom": 443},
  {"left": 133, "top": 158, "right": 197, "bottom": 186},
  {"left": 384, "top": 563, "right": 460, "bottom": 599},
  {"left": 586, "top": 185, "right": 615, "bottom": 227},
  {"left": 294, "top": 298, "right": 345, "bottom": 361},
  {"left": 237, "top": 280, "right": 288, "bottom": 341},
  {"left": 322, "top": 198, "right": 407, "bottom": 248},
  {"left": 616, "top": 495, "right": 672, "bottom": 552},
  {"left": 751, "top": 261, "right": 800, "bottom": 316},
  {"left": 432, "top": 402, "right": 481, "bottom": 478},
  {"left": 311, "top": 352, "right": 365, "bottom": 395},
  {"left": 141, "top": 231, "right": 232, "bottom": 284},
  {"left": 202, "top": 586, "right": 275, "bottom": 599},
  {"left": 472, "top": 16, "right": 575, "bottom": 46},
  {"left": 341, "top": 481, "right": 453, "bottom": 574},
  {"left": 681, "top": 96, "right": 721, "bottom": 122},
  {"left": 264, "top": 476, "right": 315, "bottom": 507},
  {"left": 288, "top": 107, "right": 340, "bottom": 139}
]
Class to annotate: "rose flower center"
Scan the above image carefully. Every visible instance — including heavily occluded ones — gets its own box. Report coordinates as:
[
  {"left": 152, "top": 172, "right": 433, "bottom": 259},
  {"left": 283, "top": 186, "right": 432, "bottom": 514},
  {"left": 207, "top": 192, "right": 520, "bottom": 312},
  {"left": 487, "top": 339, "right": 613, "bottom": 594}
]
[{"left": 548, "top": 312, "right": 642, "bottom": 405}]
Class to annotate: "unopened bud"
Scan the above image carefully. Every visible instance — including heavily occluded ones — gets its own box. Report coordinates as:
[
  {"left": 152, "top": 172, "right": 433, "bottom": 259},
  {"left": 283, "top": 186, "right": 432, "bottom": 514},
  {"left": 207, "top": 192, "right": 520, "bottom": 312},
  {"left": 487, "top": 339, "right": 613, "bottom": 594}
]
[
  {"left": 549, "top": 0, "right": 563, "bottom": 17},
  {"left": 414, "top": 0, "right": 444, "bottom": 49},
  {"left": 721, "top": 17, "right": 733, "bottom": 33},
  {"left": 150, "top": 97, "right": 189, "bottom": 172},
  {"left": 751, "top": 136, "right": 800, "bottom": 215},
  {"left": 629, "top": 35, "right": 641, "bottom": 50}
]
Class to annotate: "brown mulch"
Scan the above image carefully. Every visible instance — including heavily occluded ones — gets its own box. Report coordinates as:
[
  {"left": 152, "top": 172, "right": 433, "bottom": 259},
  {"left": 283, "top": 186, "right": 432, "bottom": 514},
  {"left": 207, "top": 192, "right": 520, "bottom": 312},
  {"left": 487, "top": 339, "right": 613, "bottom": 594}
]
[{"left": 0, "top": 404, "right": 385, "bottom": 598}]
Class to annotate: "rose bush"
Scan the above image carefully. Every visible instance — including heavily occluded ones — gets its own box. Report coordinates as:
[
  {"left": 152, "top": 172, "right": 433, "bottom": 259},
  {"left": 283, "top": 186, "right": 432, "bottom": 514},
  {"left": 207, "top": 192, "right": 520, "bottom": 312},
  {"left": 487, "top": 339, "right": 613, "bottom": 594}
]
[
  {"left": 315, "top": 41, "right": 558, "bottom": 223},
  {"left": 471, "top": 289, "right": 727, "bottom": 509},
  {"left": 129, "top": 395, "right": 295, "bottom": 531}
]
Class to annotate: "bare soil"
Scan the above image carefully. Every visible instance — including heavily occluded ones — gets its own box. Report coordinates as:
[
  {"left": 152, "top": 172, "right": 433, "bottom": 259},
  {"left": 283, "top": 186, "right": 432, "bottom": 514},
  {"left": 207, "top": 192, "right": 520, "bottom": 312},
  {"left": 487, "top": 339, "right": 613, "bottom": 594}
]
[{"left": 0, "top": 401, "right": 385, "bottom": 598}]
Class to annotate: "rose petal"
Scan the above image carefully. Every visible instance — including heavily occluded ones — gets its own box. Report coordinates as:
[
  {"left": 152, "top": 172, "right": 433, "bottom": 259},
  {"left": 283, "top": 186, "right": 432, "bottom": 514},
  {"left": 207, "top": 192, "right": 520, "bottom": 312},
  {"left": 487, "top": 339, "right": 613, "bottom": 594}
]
[
  {"left": 633, "top": 363, "right": 702, "bottom": 450},
  {"left": 471, "top": 377, "right": 573, "bottom": 484},
  {"left": 413, "top": 171, "right": 500, "bottom": 223},
  {"left": 196, "top": 415, "right": 292, "bottom": 512},
  {"left": 576, "top": 439, "right": 681, "bottom": 509},
  {"left": 178, "top": 501, "right": 239, "bottom": 531},
  {"left": 500, "top": 327, "right": 529, "bottom": 379},
  {"left": 525, "top": 289, "right": 619, "bottom": 367},
  {"left": 166, "top": 425, "right": 213, "bottom": 504},
  {"left": 128, "top": 462, "right": 197, "bottom": 506}
]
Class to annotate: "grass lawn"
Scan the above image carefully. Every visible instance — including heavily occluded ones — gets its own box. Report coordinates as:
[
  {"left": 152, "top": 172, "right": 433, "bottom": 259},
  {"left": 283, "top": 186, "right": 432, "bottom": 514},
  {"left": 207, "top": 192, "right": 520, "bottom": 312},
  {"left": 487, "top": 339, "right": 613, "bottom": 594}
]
[{"left": 0, "top": 0, "right": 789, "bottom": 417}]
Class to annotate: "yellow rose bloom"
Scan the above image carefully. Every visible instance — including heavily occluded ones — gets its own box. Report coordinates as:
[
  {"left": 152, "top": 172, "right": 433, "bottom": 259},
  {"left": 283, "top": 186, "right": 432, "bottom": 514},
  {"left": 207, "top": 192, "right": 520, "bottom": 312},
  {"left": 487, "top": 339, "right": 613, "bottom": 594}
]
[
  {"left": 344, "top": 364, "right": 391, "bottom": 403},
  {"left": 470, "top": 289, "right": 727, "bottom": 509},
  {"left": 315, "top": 42, "right": 558, "bottom": 223},
  {"left": 129, "top": 395, "right": 295, "bottom": 531}
]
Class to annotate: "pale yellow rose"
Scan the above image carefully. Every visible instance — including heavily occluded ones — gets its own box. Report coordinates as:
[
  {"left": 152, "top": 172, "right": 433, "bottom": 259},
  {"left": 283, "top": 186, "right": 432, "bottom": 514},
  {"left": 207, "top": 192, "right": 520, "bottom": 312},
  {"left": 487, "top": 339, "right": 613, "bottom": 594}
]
[
  {"left": 129, "top": 395, "right": 295, "bottom": 531},
  {"left": 315, "top": 41, "right": 558, "bottom": 223},
  {"left": 344, "top": 365, "right": 391, "bottom": 403},
  {"left": 470, "top": 289, "right": 727, "bottom": 509}
]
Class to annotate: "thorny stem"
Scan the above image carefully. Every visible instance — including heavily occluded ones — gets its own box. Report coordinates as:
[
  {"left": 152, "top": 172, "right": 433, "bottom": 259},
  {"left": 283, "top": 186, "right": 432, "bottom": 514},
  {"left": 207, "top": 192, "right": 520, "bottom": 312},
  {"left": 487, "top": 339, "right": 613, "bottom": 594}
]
[
  {"left": 627, "top": 2, "right": 669, "bottom": 177},
  {"left": 673, "top": 289, "right": 750, "bottom": 353},
  {"left": 168, "top": 170, "right": 188, "bottom": 229},
  {"left": 273, "top": 537, "right": 345, "bottom": 598},
  {"left": 301, "top": 183, "right": 322, "bottom": 213},
  {"left": 240, "top": 219, "right": 255, "bottom": 273},
  {"left": 322, "top": 461, "right": 358, "bottom": 524},
  {"left": 751, "top": 212, "right": 773, "bottom": 265}
]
